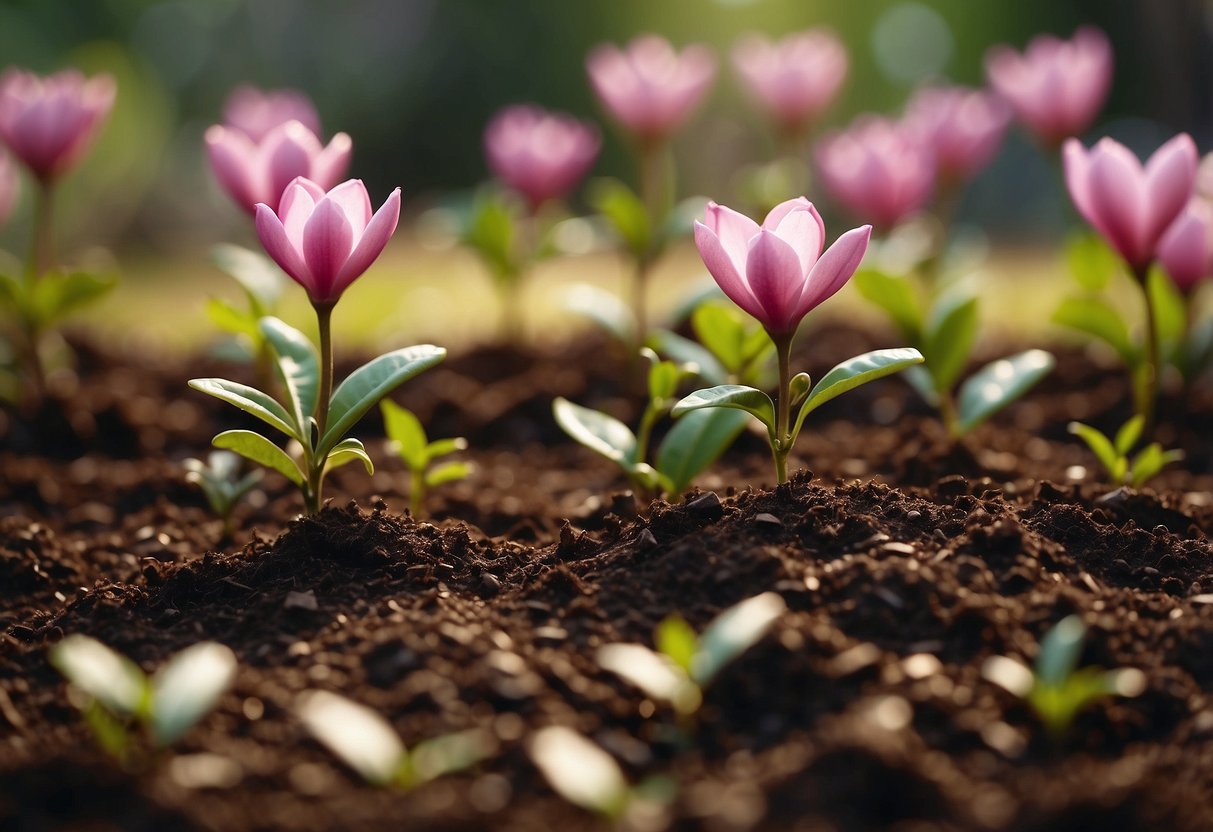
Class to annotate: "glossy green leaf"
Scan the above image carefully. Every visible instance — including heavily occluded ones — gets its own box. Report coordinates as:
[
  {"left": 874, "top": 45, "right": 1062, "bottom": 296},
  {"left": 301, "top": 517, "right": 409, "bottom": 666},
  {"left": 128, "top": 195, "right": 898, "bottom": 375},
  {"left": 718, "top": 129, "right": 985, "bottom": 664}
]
[
  {"left": 692, "top": 592, "right": 786, "bottom": 686},
  {"left": 320, "top": 345, "right": 446, "bottom": 457},
  {"left": 1129, "top": 443, "right": 1184, "bottom": 488},
  {"left": 589, "top": 177, "right": 650, "bottom": 259},
  {"left": 188, "top": 378, "right": 299, "bottom": 440},
  {"left": 1052, "top": 297, "right": 1139, "bottom": 366},
  {"left": 647, "top": 329, "right": 727, "bottom": 386},
  {"left": 553, "top": 398, "right": 636, "bottom": 463},
  {"left": 793, "top": 348, "right": 924, "bottom": 439},
  {"left": 213, "top": 429, "right": 305, "bottom": 486},
  {"left": 50, "top": 635, "right": 147, "bottom": 717},
  {"left": 425, "top": 461, "right": 472, "bottom": 487},
  {"left": 955, "top": 349, "right": 1055, "bottom": 435},
  {"left": 564, "top": 283, "right": 636, "bottom": 345},
  {"left": 325, "top": 437, "right": 375, "bottom": 475},
  {"left": 1034, "top": 616, "right": 1087, "bottom": 689},
  {"left": 647, "top": 357, "right": 681, "bottom": 403},
  {"left": 211, "top": 243, "right": 283, "bottom": 312},
  {"left": 655, "top": 407, "right": 749, "bottom": 494},
  {"left": 259, "top": 317, "right": 320, "bottom": 436},
  {"left": 1067, "top": 421, "right": 1123, "bottom": 481},
  {"left": 902, "top": 364, "right": 941, "bottom": 406},
  {"left": 656, "top": 615, "right": 698, "bottom": 673},
  {"left": 671, "top": 384, "right": 775, "bottom": 433},
  {"left": 853, "top": 267, "right": 922, "bottom": 341},
  {"left": 923, "top": 292, "right": 979, "bottom": 393},
  {"left": 426, "top": 437, "right": 468, "bottom": 461},
  {"left": 1066, "top": 232, "right": 1119, "bottom": 292},
  {"left": 381, "top": 400, "right": 428, "bottom": 469},
  {"left": 1113, "top": 415, "right": 1144, "bottom": 456},
  {"left": 297, "top": 690, "right": 405, "bottom": 786},
  {"left": 692, "top": 303, "right": 749, "bottom": 373},
  {"left": 150, "top": 642, "right": 237, "bottom": 746}
]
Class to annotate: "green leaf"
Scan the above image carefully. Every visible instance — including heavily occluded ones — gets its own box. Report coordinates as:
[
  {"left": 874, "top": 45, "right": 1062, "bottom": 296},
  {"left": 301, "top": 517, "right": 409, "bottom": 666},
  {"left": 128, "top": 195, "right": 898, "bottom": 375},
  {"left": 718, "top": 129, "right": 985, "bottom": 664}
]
[
  {"left": 564, "top": 283, "right": 636, "bottom": 345},
  {"left": 425, "top": 437, "right": 468, "bottom": 461},
  {"left": 671, "top": 384, "right": 775, "bottom": 434},
  {"left": 793, "top": 348, "right": 924, "bottom": 439},
  {"left": 1129, "top": 443, "right": 1183, "bottom": 488},
  {"left": 1066, "top": 232, "right": 1119, "bottom": 292},
  {"left": 408, "top": 730, "right": 496, "bottom": 787},
  {"left": 596, "top": 644, "right": 699, "bottom": 714},
  {"left": 692, "top": 592, "right": 786, "bottom": 686},
  {"left": 646, "top": 329, "right": 728, "bottom": 386},
  {"left": 853, "top": 268, "right": 923, "bottom": 342},
  {"left": 1147, "top": 265, "right": 1187, "bottom": 363},
  {"left": 1113, "top": 415, "right": 1144, "bottom": 456},
  {"left": 529, "top": 726, "right": 630, "bottom": 818},
  {"left": 692, "top": 303, "right": 749, "bottom": 373},
  {"left": 320, "top": 345, "right": 446, "bottom": 457},
  {"left": 425, "top": 460, "right": 472, "bottom": 487},
  {"left": 381, "top": 400, "right": 428, "bottom": 470},
  {"left": 50, "top": 635, "right": 147, "bottom": 718},
  {"left": 788, "top": 372, "right": 811, "bottom": 408},
  {"left": 954, "top": 349, "right": 1055, "bottom": 435},
  {"left": 28, "top": 270, "right": 115, "bottom": 328},
  {"left": 297, "top": 690, "right": 406, "bottom": 786},
  {"left": 553, "top": 398, "right": 636, "bottom": 463},
  {"left": 1067, "top": 421, "right": 1122, "bottom": 481},
  {"left": 84, "top": 700, "right": 130, "bottom": 760},
  {"left": 211, "top": 243, "right": 283, "bottom": 311},
  {"left": 647, "top": 358, "right": 681, "bottom": 403},
  {"left": 213, "top": 429, "right": 305, "bottom": 486},
  {"left": 464, "top": 193, "right": 516, "bottom": 277},
  {"left": 325, "top": 437, "right": 375, "bottom": 475},
  {"left": 654, "top": 408, "right": 749, "bottom": 494},
  {"left": 259, "top": 317, "right": 320, "bottom": 437},
  {"left": 188, "top": 378, "right": 299, "bottom": 440},
  {"left": 589, "top": 177, "right": 650, "bottom": 259},
  {"left": 150, "top": 642, "right": 237, "bottom": 746},
  {"left": 1034, "top": 616, "right": 1087, "bottom": 688},
  {"left": 655, "top": 615, "right": 698, "bottom": 674},
  {"left": 205, "top": 297, "right": 259, "bottom": 340},
  {"left": 1052, "top": 297, "right": 1139, "bottom": 366},
  {"left": 923, "top": 292, "right": 979, "bottom": 394}
]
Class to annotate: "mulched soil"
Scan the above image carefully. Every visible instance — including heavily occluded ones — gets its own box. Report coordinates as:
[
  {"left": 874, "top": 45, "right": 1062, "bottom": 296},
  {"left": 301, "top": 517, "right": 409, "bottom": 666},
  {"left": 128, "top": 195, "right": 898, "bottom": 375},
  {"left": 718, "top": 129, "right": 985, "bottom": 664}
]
[{"left": 1, "top": 321, "right": 1212, "bottom": 831}]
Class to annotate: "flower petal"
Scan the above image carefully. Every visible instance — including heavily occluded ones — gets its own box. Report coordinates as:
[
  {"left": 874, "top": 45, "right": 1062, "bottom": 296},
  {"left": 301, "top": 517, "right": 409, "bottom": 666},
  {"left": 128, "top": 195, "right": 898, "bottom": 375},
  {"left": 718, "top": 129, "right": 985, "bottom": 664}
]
[
  {"left": 745, "top": 229, "right": 805, "bottom": 333},
  {"left": 1143, "top": 132, "right": 1197, "bottom": 246},
  {"left": 255, "top": 202, "right": 313, "bottom": 295},
  {"left": 333, "top": 187, "right": 402, "bottom": 297},
  {"left": 302, "top": 197, "right": 355, "bottom": 301},
  {"left": 703, "top": 201, "right": 759, "bottom": 276},
  {"left": 312, "top": 132, "right": 353, "bottom": 189},
  {"left": 278, "top": 178, "right": 323, "bottom": 254},
  {"left": 1087, "top": 139, "right": 1148, "bottom": 268},
  {"left": 325, "top": 178, "right": 373, "bottom": 234},
  {"left": 1062, "top": 139, "right": 1096, "bottom": 226},
  {"left": 694, "top": 220, "right": 764, "bottom": 322},
  {"left": 796, "top": 224, "right": 871, "bottom": 319},
  {"left": 205, "top": 126, "right": 260, "bottom": 213},
  {"left": 770, "top": 202, "right": 825, "bottom": 276}
]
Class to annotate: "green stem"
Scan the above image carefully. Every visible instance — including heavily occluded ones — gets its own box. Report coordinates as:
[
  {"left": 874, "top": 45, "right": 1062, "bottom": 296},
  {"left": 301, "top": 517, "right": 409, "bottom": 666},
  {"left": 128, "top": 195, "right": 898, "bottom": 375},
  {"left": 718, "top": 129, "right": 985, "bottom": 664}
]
[
  {"left": 634, "top": 402, "right": 661, "bottom": 469},
  {"left": 772, "top": 332, "right": 793, "bottom": 485},
  {"left": 410, "top": 467, "right": 425, "bottom": 519},
  {"left": 1136, "top": 266, "right": 1159, "bottom": 436},
  {"left": 939, "top": 386, "right": 960, "bottom": 439},
  {"left": 634, "top": 140, "right": 670, "bottom": 346},
  {"left": 305, "top": 301, "right": 336, "bottom": 515},
  {"left": 27, "top": 183, "right": 55, "bottom": 281}
]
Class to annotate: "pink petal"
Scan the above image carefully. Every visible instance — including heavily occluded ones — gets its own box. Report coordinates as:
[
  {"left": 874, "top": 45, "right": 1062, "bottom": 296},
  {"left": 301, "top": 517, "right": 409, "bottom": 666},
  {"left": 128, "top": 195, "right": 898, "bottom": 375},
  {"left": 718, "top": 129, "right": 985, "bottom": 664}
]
[
  {"left": 302, "top": 197, "right": 355, "bottom": 300},
  {"left": 205, "top": 126, "right": 260, "bottom": 213},
  {"left": 325, "top": 178, "right": 373, "bottom": 234},
  {"left": 278, "top": 178, "right": 323, "bottom": 254},
  {"left": 769, "top": 202, "right": 825, "bottom": 276},
  {"left": 333, "top": 187, "right": 402, "bottom": 297},
  {"left": 1062, "top": 139, "right": 1096, "bottom": 225},
  {"left": 703, "top": 201, "right": 759, "bottom": 275},
  {"left": 1143, "top": 133, "right": 1197, "bottom": 246},
  {"left": 311, "top": 132, "right": 352, "bottom": 189},
  {"left": 745, "top": 229, "right": 804, "bottom": 333},
  {"left": 1087, "top": 139, "right": 1149, "bottom": 268},
  {"left": 693, "top": 220, "right": 764, "bottom": 322},
  {"left": 796, "top": 225, "right": 871, "bottom": 319},
  {"left": 255, "top": 203, "right": 314, "bottom": 295},
  {"left": 1158, "top": 204, "right": 1210, "bottom": 292},
  {"left": 264, "top": 125, "right": 318, "bottom": 212}
]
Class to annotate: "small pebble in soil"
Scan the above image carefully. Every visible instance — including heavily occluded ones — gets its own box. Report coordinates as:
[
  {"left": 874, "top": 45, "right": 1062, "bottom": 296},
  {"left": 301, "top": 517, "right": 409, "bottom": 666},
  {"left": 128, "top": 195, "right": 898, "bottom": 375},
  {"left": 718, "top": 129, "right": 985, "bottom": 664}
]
[{"left": 686, "top": 491, "right": 724, "bottom": 522}]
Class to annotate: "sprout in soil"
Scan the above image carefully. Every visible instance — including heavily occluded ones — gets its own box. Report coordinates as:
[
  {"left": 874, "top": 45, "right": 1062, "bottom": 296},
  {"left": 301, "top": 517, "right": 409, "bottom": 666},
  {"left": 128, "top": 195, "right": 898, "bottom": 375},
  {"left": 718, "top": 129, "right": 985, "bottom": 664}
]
[
  {"left": 296, "top": 690, "right": 495, "bottom": 788},
  {"left": 597, "top": 592, "right": 787, "bottom": 720},
  {"left": 183, "top": 450, "right": 262, "bottom": 541},
  {"left": 554, "top": 348, "right": 748, "bottom": 499},
  {"left": 528, "top": 725, "right": 676, "bottom": 825},
  {"left": 982, "top": 615, "right": 1146, "bottom": 737},
  {"left": 1068, "top": 415, "right": 1184, "bottom": 488},
  {"left": 0, "top": 69, "right": 117, "bottom": 406},
  {"left": 50, "top": 636, "right": 236, "bottom": 763},
  {"left": 190, "top": 177, "right": 445, "bottom": 514},
  {"left": 380, "top": 400, "right": 471, "bottom": 518},
  {"left": 649, "top": 300, "right": 777, "bottom": 390}
]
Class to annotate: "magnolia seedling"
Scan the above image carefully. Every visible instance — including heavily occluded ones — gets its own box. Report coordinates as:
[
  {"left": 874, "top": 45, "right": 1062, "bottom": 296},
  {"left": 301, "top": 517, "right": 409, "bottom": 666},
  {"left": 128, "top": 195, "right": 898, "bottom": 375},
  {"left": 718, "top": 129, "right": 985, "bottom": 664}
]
[
  {"left": 380, "top": 400, "right": 470, "bottom": 518},
  {"left": 296, "top": 690, "right": 495, "bottom": 788},
  {"left": 1068, "top": 415, "right": 1184, "bottom": 488},
  {"left": 982, "top": 615, "right": 1146, "bottom": 737},
  {"left": 50, "top": 636, "right": 237, "bottom": 760},
  {"left": 597, "top": 592, "right": 787, "bottom": 717},
  {"left": 183, "top": 450, "right": 262, "bottom": 540}
]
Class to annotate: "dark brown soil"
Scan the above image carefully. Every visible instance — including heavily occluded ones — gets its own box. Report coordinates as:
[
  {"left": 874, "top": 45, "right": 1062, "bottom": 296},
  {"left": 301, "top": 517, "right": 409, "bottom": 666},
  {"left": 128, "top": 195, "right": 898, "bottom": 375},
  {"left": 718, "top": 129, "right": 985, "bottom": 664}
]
[{"left": 1, "top": 322, "right": 1212, "bottom": 831}]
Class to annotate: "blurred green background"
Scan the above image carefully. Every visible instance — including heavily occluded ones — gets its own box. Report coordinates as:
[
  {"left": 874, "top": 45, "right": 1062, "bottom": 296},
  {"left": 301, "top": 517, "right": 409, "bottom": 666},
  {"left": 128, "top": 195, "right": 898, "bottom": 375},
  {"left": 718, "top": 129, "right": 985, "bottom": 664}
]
[{"left": 0, "top": 0, "right": 1208, "bottom": 347}]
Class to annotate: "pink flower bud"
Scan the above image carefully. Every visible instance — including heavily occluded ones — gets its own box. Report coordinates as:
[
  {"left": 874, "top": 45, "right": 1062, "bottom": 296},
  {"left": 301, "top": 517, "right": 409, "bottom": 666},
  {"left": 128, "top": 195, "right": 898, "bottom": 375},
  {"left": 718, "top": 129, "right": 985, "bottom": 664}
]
[
  {"left": 694, "top": 198, "right": 871, "bottom": 335},
  {"left": 731, "top": 29, "right": 848, "bottom": 136},
  {"left": 255, "top": 178, "right": 400, "bottom": 305},
  {"left": 815, "top": 117, "right": 935, "bottom": 229},
  {"left": 903, "top": 86, "right": 1010, "bottom": 183},
  {"left": 1158, "top": 200, "right": 1213, "bottom": 294},
  {"left": 586, "top": 35, "right": 716, "bottom": 144},
  {"left": 484, "top": 104, "right": 600, "bottom": 209},
  {"left": 985, "top": 27, "right": 1112, "bottom": 148},
  {"left": 223, "top": 84, "right": 322, "bottom": 143},
  {"left": 1063, "top": 134, "right": 1197, "bottom": 273},
  {"left": 0, "top": 151, "right": 18, "bottom": 228},
  {"left": 0, "top": 68, "right": 115, "bottom": 183},
  {"left": 206, "top": 120, "right": 351, "bottom": 214}
]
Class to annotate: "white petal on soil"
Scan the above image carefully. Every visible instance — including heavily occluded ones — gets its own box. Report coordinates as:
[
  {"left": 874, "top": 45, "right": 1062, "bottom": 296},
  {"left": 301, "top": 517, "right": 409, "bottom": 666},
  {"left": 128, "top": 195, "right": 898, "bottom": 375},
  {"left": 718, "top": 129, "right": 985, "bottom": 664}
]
[
  {"left": 50, "top": 635, "right": 147, "bottom": 716},
  {"left": 296, "top": 690, "right": 405, "bottom": 785},
  {"left": 981, "top": 655, "right": 1035, "bottom": 697},
  {"left": 529, "top": 726, "right": 628, "bottom": 815},
  {"left": 151, "top": 642, "right": 238, "bottom": 746},
  {"left": 692, "top": 592, "right": 787, "bottom": 685}
]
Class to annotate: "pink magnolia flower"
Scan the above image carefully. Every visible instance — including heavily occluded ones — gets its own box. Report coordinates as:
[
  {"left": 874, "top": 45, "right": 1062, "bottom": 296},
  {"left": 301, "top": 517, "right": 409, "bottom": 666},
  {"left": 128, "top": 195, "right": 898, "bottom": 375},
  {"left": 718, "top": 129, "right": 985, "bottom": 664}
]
[
  {"left": 1063, "top": 134, "right": 1197, "bottom": 273},
  {"left": 0, "top": 68, "right": 115, "bottom": 183},
  {"left": 985, "top": 27, "right": 1112, "bottom": 147},
  {"left": 484, "top": 104, "right": 600, "bottom": 209},
  {"left": 0, "top": 151, "right": 17, "bottom": 227},
  {"left": 1158, "top": 200, "right": 1213, "bottom": 294},
  {"left": 223, "top": 84, "right": 322, "bottom": 142},
  {"left": 903, "top": 86, "right": 1010, "bottom": 183},
  {"left": 731, "top": 29, "right": 848, "bottom": 136},
  {"left": 586, "top": 35, "right": 716, "bottom": 144},
  {"left": 1195, "top": 152, "right": 1213, "bottom": 202},
  {"left": 815, "top": 117, "right": 935, "bottom": 229},
  {"left": 206, "top": 120, "right": 351, "bottom": 214},
  {"left": 255, "top": 177, "right": 401, "bottom": 305},
  {"left": 694, "top": 197, "right": 871, "bottom": 335}
]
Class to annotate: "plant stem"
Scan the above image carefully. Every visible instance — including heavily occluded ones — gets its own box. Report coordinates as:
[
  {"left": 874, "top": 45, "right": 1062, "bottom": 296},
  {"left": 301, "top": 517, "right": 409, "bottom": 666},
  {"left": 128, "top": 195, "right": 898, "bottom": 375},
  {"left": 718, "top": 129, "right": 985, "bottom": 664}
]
[
  {"left": 772, "top": 332, "right": 793, "bottom": 485},
  {"left": 27, "top": 183, "right": 55, "bottom": 281},
  {"left": 305, "top": 301, "right": 336, "bottom": 515},
  {"left": 410, "top": 467, "right": 425, "bottom": 519},
  {"left": 939, "top": 386, "right": 960, "bottom": 439},
  {"left": 1136, "top": 266, "right": 1159, "bottom": 436},
  {"left": 634, "top": 402, "right": 661, "bottom": 469},
  {"left": 634, "top": 140, "right": 669, "bottom": 347}
]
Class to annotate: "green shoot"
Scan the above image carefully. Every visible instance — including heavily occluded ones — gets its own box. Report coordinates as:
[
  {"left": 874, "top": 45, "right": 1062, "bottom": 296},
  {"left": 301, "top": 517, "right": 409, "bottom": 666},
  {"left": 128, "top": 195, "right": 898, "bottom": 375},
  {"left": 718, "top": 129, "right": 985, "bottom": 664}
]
[
  {"left": 380, "top": 400, "right": 471, "bottom": 518},
  {"left": 1068, "top": 415, "right": 1184, "bottom": 487},
  {"left": 183, "top": 450, "right": 262, "bottom": 541}
]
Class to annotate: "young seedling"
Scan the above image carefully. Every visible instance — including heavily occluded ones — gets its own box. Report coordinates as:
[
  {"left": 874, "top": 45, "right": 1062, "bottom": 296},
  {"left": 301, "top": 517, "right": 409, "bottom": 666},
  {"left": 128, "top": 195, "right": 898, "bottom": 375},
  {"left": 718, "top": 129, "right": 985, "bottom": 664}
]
[
  {"left": 982, "top": 615, "right": 1146, "bottom": 737},
  {"left": 596, "top": 592, "right": 787, "bottom": 719},
  {"left": 296, "top": 690, "right": 495, "bottom": 788},
  {"left": 1068, "top": 415, "right": 1184, "bottom": 488},
  {"left": 50, "top": 636, "right": 237, "bottom": 762},
  {"left": 183, "top": 450, "right": 262, "bottom": 541},
  {"left": 205, "top": 243, "right": 285, "bottom": 380},
  {"left": 553, "top": 349, "right": 749, "bottom": 499},
  {"left": 380, "top": 400, "right": 471, "bottom": 518},
  {"left": 528, "top": 725, "right": 676, "bottom": 825},
  {"left": 650, "top": 301, "right": 776, "bottom": 389}
]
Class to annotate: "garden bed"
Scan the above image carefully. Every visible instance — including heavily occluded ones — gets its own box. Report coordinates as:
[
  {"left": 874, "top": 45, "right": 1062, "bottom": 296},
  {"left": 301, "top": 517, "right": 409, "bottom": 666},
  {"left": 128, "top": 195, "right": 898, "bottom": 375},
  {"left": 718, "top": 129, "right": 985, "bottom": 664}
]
[{"left": 2, "top": 322, "right": 1212, "bottom": 831}]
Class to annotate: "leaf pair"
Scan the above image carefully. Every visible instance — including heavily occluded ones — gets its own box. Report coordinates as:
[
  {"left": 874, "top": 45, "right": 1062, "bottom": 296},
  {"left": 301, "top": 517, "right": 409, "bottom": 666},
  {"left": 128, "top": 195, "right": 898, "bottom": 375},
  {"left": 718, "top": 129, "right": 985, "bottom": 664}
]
[
  {"left": 0, "top": 269, "right": 115, "bottom": 333},
  {"left": 381, "top": 400, "right": 471, "bottom": 517},
  {"left": 183, "top": 450, "right": 262, "bottom": 537},
  {"left": 1068, "top": 416, "right": 1184, "bottom": 488}
]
